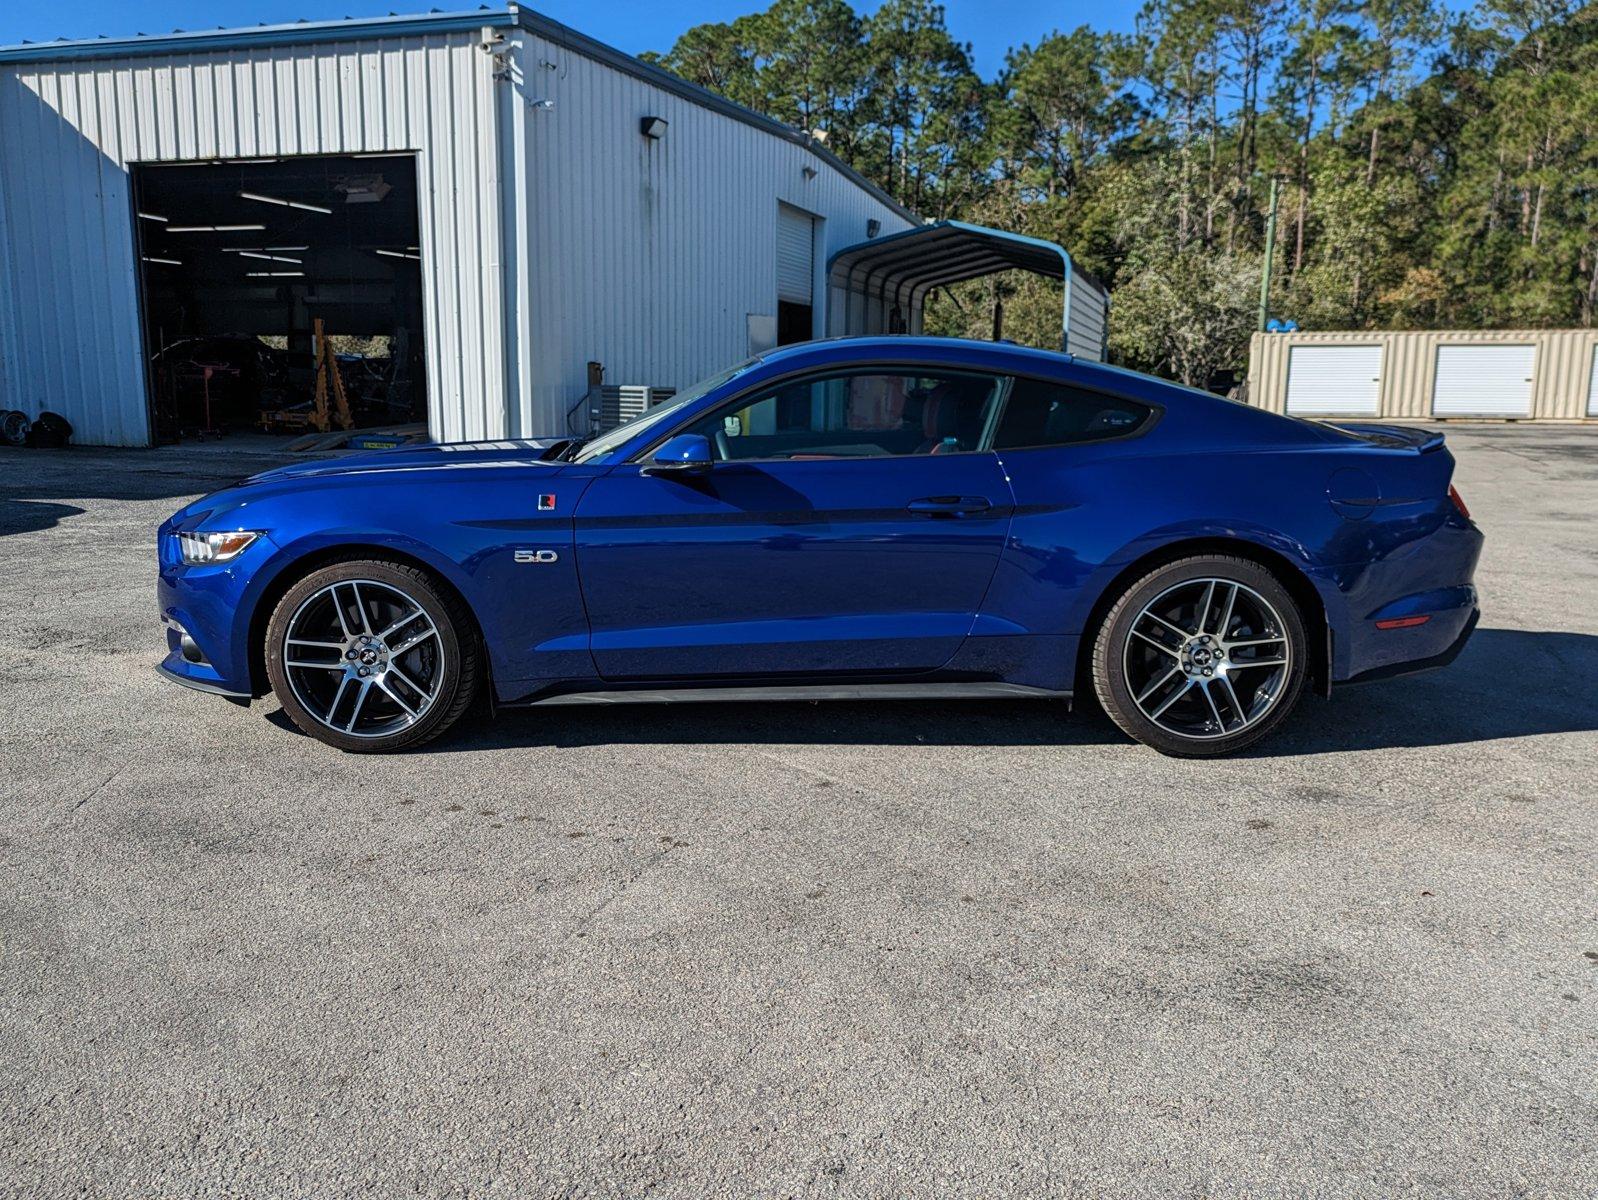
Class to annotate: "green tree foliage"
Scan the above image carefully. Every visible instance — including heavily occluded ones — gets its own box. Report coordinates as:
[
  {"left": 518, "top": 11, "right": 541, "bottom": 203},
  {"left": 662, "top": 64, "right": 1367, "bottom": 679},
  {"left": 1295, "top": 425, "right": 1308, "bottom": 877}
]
[{"left": 646, "top": 0, "right": 1598, "bottom": 381}]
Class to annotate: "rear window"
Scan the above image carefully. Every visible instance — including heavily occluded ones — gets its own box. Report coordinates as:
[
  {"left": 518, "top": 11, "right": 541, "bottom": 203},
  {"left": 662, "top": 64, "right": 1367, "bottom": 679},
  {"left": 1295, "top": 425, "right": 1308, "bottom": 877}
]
[{"left": 992, "top": 378, "right": 1152, "bottom": 449}]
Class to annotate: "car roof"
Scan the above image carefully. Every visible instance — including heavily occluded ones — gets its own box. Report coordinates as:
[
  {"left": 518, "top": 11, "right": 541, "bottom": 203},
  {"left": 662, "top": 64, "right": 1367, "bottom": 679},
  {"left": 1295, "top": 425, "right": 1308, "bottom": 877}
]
[
  {"left": 755, "top": 335, "right": 1078, "bottom": 373},
  {"left": 748, "top": 336, "right": 1206, "bottom": 408}
]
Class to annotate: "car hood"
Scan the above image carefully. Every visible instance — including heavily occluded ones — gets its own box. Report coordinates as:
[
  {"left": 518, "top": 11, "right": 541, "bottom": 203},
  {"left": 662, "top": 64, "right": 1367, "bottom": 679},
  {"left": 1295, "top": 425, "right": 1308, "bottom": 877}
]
[{"left": 243, "top": 437, "right": 568, "bottom": 485}]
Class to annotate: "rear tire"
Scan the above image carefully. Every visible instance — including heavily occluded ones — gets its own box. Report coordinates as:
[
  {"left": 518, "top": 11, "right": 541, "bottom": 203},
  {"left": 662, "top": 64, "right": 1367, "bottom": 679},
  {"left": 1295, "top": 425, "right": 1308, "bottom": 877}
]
[
  {"left": 264, "top": 559, "right": 481, "bottom": 753},
  {"left": 1092, "top": 555, "right": 1307, "bottom": 757}
]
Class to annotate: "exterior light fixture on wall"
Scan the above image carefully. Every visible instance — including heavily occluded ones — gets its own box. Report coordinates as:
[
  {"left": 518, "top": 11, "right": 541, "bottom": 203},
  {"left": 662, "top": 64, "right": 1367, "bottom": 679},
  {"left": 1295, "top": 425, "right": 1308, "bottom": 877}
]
[
  {"left": 479, "top": 25, "right": 511, "bottom": 79},
  {"left": 867, "top": 219, "right": 881, "bottom": 238},
  {"left": 528, "top": 98, "right": 555, "bottom": 111},
  {"left": 801, "top": 166, "right": 818, "bottom": 180},
  {"left": 640, "top": 116, "right": 668, "bottom": 139}
]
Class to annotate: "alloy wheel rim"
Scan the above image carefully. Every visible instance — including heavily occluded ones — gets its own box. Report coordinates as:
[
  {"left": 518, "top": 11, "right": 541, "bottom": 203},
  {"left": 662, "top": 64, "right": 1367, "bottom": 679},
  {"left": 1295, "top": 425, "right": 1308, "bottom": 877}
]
[
  {"left": 282, "top": 579, "right": 445, "bottom": 739},
  {"left": 1121, "top": 577, "right": 1291, "bottom": 741}
]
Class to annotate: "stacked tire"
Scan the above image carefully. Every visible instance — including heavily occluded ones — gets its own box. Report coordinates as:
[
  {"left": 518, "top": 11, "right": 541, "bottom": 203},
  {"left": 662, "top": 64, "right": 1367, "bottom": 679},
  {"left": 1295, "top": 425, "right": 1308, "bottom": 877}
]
[{"left": 0, "top": 410, "right": 72, "bottom": 448}]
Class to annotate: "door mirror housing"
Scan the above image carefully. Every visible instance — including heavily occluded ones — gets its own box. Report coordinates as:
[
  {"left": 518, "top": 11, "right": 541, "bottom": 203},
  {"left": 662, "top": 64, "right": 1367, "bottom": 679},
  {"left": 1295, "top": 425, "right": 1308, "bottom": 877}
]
[{"left": 647, "top": 433, "right": 713, "bottom": 475}]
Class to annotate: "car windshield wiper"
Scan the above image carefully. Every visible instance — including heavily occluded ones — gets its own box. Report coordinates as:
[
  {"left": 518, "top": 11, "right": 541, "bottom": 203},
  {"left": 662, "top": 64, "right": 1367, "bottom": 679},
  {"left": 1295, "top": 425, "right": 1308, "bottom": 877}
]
[{"left": 556, "top": 436, "right": 589, "bottom": 462}]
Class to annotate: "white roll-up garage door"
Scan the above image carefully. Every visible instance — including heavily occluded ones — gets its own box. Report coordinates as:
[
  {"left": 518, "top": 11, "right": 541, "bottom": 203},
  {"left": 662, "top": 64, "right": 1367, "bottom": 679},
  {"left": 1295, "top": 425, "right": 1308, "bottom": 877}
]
[
  {"left": 1432, "top": 345, "right": 1535, "bottom": 416},
  {"left": 777, "top": 203, "right": 815, "bottom": 305},
  {"left": 1285, "top": 345, "right": 1382, "bottom": 415}
]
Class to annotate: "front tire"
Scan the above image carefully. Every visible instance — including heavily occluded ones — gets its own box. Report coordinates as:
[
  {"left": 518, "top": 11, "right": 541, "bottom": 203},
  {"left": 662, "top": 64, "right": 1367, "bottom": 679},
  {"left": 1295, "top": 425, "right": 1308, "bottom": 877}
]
[
  {"left": 264, "top": 559, "right": 480, "bottom": 752},
  {"left": 1092, "top": 555, "right": 1307, "bottom": 757}
]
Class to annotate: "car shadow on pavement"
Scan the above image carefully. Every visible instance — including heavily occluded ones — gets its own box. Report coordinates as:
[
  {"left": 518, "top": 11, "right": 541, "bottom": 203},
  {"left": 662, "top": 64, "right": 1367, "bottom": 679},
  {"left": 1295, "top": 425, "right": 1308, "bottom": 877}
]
[
  {"left": 1252, "top": 627, "right": 1597, "bottom": 757},
  {"left": 269, "top": 625, "right": 1589, "bottom": 757},
  {"left": 269, "top": 695, "right": 1129, "bottom": 750},
  {"left": 0, "top": 499, "right": 86, "bottom": 537}
]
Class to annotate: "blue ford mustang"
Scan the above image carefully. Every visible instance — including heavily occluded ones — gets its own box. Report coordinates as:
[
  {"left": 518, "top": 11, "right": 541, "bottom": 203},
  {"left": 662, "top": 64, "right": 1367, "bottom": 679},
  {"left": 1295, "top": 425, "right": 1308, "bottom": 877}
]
[{"left": 157, "top": 337, "right": 1481, "bottom": 756}]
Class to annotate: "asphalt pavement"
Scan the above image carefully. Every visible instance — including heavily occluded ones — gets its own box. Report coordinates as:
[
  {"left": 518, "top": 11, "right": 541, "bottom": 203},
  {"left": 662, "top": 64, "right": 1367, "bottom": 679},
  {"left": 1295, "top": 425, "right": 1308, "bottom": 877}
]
[{"left": 1, "top": 424, "right": 1595, "bottom": 1197}]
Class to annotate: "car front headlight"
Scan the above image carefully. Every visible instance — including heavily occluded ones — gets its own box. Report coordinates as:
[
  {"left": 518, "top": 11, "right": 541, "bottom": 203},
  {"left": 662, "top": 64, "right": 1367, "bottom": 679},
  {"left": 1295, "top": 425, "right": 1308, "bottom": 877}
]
[{"left": 177, "top": 530, "right": 262, "bottom": 564}]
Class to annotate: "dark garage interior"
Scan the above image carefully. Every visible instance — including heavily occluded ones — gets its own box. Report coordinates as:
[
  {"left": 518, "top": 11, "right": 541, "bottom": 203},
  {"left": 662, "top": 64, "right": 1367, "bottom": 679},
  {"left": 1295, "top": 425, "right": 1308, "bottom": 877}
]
[{"left": 131, "top": 153, "right": 427, "bottom": 444}]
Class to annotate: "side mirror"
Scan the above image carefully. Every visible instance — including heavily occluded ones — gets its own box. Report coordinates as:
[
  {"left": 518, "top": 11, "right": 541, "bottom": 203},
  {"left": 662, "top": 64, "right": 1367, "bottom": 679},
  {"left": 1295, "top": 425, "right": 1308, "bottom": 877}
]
[{"left": 647, "top": 433, "right": 713, "bottom": 475}]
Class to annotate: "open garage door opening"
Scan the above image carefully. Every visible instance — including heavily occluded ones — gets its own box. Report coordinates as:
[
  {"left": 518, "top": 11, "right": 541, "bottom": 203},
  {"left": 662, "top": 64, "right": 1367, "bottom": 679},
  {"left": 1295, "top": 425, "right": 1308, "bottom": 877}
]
[{"left": 130, "top": 153, "right": 427, "bottom": 446}]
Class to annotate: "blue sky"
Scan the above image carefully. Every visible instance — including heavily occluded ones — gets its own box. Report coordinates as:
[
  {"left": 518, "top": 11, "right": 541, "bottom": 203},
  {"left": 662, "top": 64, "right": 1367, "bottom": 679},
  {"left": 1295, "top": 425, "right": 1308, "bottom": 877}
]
[{"left": 0, "top": 1, "right": 1136, "bottom": 78}]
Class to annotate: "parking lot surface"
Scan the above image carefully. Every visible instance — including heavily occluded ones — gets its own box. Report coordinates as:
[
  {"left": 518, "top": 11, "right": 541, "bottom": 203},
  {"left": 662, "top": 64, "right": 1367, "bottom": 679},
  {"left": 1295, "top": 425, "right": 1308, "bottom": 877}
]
[{"left": 2, "top": 425, "right": 1595, "bottom": 1197}]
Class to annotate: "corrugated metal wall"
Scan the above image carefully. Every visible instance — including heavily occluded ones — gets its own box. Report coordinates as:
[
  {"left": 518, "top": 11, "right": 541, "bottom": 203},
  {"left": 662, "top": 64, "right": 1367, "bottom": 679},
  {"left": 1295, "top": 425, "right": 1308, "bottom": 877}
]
[
  {"left": 1248, "top": 329, "right": 1598, "bottom": 421},
  {"left": 0, "top": 28, "right": 508, "bottom": 445},
  {"left": 507, "top": 27, "right": 914, "bottom": 438}
]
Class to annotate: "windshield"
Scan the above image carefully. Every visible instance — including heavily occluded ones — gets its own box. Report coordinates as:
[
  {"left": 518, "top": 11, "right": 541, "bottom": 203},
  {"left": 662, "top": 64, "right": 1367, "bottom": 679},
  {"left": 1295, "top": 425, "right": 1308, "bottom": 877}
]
[{"left": 573, "top": 357, "right": 759, "bottom": 463}]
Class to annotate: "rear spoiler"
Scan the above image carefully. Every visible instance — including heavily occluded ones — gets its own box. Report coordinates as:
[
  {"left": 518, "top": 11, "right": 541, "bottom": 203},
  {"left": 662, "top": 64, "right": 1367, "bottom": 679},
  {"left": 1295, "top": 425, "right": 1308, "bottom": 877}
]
[{"left": 1329, "top": 423, "right": 1446, "bottom": 453}]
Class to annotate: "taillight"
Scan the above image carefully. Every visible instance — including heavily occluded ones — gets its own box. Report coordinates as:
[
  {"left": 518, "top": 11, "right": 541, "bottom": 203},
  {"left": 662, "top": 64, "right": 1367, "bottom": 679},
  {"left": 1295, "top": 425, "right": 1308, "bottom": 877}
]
[{"left": 1448, "top": 484, "right": 1470, "bottom": 520}]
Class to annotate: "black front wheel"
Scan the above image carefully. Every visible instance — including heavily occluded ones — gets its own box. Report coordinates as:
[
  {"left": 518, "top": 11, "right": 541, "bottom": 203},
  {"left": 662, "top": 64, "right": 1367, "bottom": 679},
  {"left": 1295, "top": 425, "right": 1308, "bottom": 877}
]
[
  {"left": 264, "top": 559, "right": 480, "bottom": 752},
  {"left": 1092, "top": 555, "right": 1308, "bottom": 757}
]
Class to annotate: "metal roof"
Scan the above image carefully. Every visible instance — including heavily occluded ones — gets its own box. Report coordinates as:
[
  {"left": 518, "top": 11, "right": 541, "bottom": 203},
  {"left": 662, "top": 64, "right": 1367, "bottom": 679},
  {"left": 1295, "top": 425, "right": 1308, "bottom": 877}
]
[
  {"left": 827, "top": 222, "right": 1109, "bottom": 354},
  {"left": 0, "top": 8, "right": 517, "bottom": 60},
  {"left": 827, "top": 220, "right": 1106, "bottom": 297},
  {"left": 0, "top": 4, "right": 918, "bottom": 224}
]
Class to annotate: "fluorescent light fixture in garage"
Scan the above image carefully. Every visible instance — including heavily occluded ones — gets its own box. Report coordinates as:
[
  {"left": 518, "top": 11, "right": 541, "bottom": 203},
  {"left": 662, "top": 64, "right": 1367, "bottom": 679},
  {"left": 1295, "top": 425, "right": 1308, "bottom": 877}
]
[
  {"left": 167, "top": 224, "right": 266, "bottom": 233},
  {"left": 239, "top": 191, "right": 334, "bottom": 215},
  {"left": 236, "top": 251, "right": 303, "bottom": 264},
  {"left": 245, "top": 271, "right": 304, "bottom": 277},
  {"left": 375, "top": 249, "right": 421, "bottom": 261},
  {"left": 137, "top": 211, "right": 168, "bottom": 223},
  {"left": 141, "top": 256, "right": 182, "bottom": 265}
]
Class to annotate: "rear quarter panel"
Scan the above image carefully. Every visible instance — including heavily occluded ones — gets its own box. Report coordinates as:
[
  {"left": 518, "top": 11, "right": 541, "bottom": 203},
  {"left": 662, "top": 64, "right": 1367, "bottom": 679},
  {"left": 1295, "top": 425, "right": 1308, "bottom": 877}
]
[{"left": 985, "top": 376, "right": 1473, "bottom": 685}]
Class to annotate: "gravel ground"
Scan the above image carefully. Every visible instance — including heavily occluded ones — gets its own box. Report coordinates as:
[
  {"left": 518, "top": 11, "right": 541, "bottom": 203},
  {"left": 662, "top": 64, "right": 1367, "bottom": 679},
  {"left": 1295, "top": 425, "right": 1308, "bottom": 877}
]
[{"left": 1, "top": 425, "right": 1595, "bottom": 1198}]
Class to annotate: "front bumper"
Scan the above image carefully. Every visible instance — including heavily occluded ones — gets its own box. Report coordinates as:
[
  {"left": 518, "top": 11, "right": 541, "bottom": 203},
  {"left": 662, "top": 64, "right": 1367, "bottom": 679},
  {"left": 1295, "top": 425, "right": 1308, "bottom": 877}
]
[
  {"left": 156, "top": 659, "right": 252, "bottom": 702},
  {"left": 156, "top": 523, "right": 272, "bottom": 699}
]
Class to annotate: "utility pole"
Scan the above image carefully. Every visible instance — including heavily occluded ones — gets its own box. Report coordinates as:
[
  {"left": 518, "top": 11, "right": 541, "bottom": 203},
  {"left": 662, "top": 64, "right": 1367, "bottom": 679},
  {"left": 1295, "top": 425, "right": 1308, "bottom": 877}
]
[{"left": 1258, "top": 175, "right": 1281, "bottom": 332}]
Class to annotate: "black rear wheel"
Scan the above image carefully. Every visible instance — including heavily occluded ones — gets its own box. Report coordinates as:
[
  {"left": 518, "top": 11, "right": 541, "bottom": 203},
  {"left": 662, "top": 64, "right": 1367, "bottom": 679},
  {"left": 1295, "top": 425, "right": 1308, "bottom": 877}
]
[
  {"left": 1092, "top": 555, "right": 1307, "bottom": 757},
  {"left": 264, "top": 559, "right": 480, "bottom": 752}
]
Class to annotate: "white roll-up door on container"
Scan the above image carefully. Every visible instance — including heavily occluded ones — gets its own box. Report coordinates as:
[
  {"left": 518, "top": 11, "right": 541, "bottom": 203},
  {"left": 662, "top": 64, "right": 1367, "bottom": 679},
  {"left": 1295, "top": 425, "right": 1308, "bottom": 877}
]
[
  {"left": 1284, "top": 345, "right": 1382, "bottom": 415},
  {"left": 776, "top": 203, "right": 815, "bottom": 305},
  {"left": 1432, "top": 345, "right": 1535, "bottom": 416}
]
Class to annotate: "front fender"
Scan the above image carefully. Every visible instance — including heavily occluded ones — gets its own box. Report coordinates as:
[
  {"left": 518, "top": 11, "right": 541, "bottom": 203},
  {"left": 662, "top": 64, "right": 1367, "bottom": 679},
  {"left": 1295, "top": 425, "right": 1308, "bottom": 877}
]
[{"left": 161, "top": 467, "right": 597, "bottom": 699}]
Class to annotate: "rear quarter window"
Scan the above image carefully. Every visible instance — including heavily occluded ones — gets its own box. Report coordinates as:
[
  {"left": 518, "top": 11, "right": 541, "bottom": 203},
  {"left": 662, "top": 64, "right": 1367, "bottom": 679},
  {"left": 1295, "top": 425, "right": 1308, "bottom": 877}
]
[{"left": 992, "top": 378, "right": 1153, "bottom": 449}]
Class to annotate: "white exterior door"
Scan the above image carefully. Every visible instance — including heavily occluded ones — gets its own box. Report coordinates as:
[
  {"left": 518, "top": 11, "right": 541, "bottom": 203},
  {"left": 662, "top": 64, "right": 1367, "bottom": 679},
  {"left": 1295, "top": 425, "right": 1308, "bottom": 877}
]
[
  {"left": 1432, "top": 345, "right": 1535, "bottom": 417},
  {"left": 1587, "top": 346, "right": 1598, "bottom": 417},
  {"left": 1285, "top": 345, "right": 1382, "bottom": 416}
]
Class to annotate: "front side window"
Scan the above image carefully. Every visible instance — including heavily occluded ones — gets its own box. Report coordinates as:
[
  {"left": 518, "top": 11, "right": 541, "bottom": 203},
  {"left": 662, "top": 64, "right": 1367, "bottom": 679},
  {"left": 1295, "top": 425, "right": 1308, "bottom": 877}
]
[
  {"left": 990, "top": 378, "right": 1152, "bottom": 449},
  {"left": 680, "top": 370, "right": 1006, "bottom": 462}
]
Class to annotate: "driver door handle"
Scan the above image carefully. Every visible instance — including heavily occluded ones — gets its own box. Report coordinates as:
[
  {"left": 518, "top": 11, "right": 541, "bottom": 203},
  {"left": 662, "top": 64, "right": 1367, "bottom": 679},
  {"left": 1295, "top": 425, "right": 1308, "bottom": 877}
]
[{"left": 907, "top": 495, "right": 992, "bottom": 517}]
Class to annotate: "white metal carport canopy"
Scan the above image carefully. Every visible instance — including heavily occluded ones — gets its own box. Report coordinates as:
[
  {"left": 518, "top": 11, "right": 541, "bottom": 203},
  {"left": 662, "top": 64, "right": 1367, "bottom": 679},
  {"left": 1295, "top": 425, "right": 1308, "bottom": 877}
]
[{"left": 827, "top": 220, "right": 1091, "bottom": 352}]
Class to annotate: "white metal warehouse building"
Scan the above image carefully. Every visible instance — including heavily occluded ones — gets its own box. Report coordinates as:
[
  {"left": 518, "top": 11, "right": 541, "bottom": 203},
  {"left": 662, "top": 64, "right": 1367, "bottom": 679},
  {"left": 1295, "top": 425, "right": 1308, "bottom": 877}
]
[{"left": 0, "top": 5, "right": 1108, "bottom": 449}]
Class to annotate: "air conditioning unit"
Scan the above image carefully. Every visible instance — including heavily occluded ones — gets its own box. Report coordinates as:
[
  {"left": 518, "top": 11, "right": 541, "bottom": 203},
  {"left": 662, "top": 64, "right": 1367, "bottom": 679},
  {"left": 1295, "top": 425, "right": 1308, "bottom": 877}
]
[{"left": 598, "top": 385, "right": 676, "bottom": 431}]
